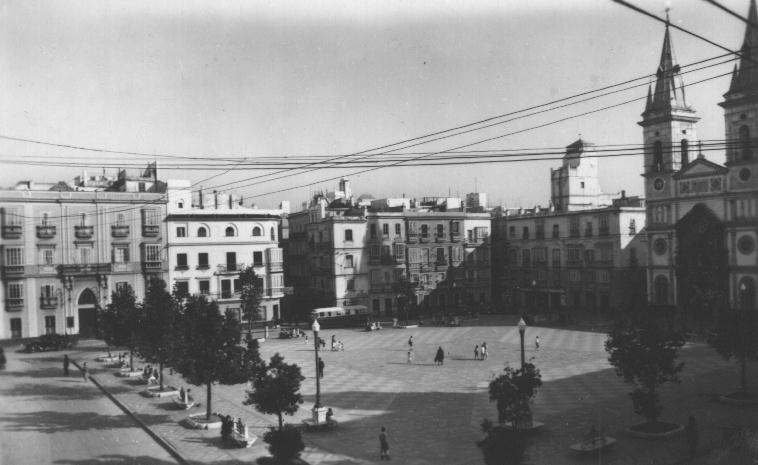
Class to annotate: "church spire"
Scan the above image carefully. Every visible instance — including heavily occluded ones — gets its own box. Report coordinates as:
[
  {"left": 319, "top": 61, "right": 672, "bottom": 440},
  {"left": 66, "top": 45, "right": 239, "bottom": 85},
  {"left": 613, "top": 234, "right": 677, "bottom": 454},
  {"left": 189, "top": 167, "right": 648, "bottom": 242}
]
[
  {"left": 643, "top": 15, "right": 692, "bottom": 118},
  {"left": 724, "top": 0, "right": 758, "bottom": 97}
]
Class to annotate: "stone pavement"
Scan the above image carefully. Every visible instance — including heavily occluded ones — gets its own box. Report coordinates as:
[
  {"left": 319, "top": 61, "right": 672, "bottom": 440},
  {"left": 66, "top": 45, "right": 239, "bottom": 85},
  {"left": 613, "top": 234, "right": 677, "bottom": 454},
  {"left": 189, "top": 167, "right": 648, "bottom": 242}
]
[{"left": 19, "top": 323, "right": 758, "bottom": 464}]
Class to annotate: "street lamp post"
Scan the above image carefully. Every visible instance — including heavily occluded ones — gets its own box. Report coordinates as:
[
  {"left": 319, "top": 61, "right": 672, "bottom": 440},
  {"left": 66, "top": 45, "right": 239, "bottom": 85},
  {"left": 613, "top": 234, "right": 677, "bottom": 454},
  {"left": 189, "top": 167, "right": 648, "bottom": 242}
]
[
  {"left": 518, "top": 317, "right": 526, "bottom": 370},
  {"left": 312, "top": 318, "right": 321, "bottom": 409}
]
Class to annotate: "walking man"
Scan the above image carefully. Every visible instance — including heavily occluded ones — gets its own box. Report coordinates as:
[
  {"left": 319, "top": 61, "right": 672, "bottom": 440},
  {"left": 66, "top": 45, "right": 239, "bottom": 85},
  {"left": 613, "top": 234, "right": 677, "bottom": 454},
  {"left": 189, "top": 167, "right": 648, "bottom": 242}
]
[
  {"left": 407, "top": 349, "right": 413, "bottom": 364},
  {"left": 535, "top": 335, "right": 540, "bottom": 350},
  {"left": 318, "top": 357, "right": 325, "bottom": 379},
  {"left": 474, "top": 345, "right": 480, "bottom": 360},
  {"left": 81, "top": 362, "right": 89, "bottom": 383},
  {"left": 434, "top": 346, "right": 445, "bottom": 365},
  {"left": 408, "top": 336, "right": 413, "bottom": 349},
  {"left": 63, "top": 354, "right": 69, "bottom": 376},
  {"left": 379, "top": 426, "right": 390, "bottom": 460}
]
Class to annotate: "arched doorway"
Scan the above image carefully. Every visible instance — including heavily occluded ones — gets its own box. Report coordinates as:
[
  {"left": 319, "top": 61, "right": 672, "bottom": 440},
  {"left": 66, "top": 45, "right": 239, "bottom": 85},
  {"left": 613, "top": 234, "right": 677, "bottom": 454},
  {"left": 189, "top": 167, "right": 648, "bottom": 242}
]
[
  {"left": 675, "top": 204, "right": 729, "bottom": 328},
  {"left": 77, "top": 288, "right": 98, "bottom": 338},
  {"left": 654, "top": 275, "right": 669, "bottom": 305}
]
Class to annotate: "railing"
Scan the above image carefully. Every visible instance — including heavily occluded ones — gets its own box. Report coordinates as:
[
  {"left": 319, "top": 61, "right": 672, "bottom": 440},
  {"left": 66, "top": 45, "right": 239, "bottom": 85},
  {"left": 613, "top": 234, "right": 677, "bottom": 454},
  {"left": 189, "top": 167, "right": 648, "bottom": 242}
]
[
  {"left": 142, "top": 225, "right": 160, "bottom": 237},
  {"left": 111, "top": 225, "right": 130, "bottom": 237},
  {"left": 217, "top": 263, "right": 245, "bottom": 273},
  {"left": 196, "top": 264, "right": 210, "bottom": 270},
  {"left": 406, "top": 233, "right": 419, "bottom": 243},
  {"left": 74, "top": 225, "right": 94, "bottom": 239},
  {"left": 451, "top": 234, "right": 463, "bottom": 242},
  {"left": 141, "top": 261, "right": 163, "bottom": 271},
  {"left": 60, "top": 263, "right": 112, "bottom": 276},
  {"left": 36, "top": 225, "right": 56, "bottom": 239},
  {"left": 2, "top": 225, "right": 22, "bottom": 239},
  {"left": 268, "top": 261, "right": 283, "bottom": 272},
  {"left": 174, "top": 265, "right": 189, "bottom": 271},
  {"left": 5, "top": 298, "right": 23, "bottom": 311},
  {"left": 268, "top": 287, "right": 284, "bottom": 297},
  {"left": 40, "top": 296, "right": 58, "bottom": 309},
  {"left": 220, "top": 291, "right": 240, "bottom": 299},
  {"left": 2, "top": 265, "right": 25, "bottom": 277}
]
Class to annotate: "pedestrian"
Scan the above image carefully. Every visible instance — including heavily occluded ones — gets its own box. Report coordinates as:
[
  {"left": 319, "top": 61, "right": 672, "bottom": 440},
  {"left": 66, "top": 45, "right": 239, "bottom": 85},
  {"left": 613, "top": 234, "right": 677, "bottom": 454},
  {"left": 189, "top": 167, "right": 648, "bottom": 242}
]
[
  {"left": 474, "top": 345, "right": 480, "bottom": 360},
  {"left": 81, "top": 362, "right": 89, "bottom": 382},
  {"left": 535, "top": 335, "right": 540, "bottom": 350},
  {"left": 63, "top": 354, "right": 69, "bottom": 376},
  {"left": 685, "top": 415, "right": 698, "bottom": 457},
  {"left": 318, "top": 357, "right": 325, "bottom": 378},
  {"left": 407, "top": 349, "right": 413, "bottom": 364},
  {"left": 408, "top": 336, "right": 413, "bottom": 349},
  {"left": 481, "top": 342, "right": 488, "bottom": 360},
  {"left": 435, "top": 346, "right": 445, "bottom": 365},
  {"left": 331, "top": 334, "right": 337, "bottom": 351},
  {"left": 379, "top": 426, "right": 390, "bottom": 460},
  {"left": 304, "top": 333, "right": 309, "bottom": 344}
]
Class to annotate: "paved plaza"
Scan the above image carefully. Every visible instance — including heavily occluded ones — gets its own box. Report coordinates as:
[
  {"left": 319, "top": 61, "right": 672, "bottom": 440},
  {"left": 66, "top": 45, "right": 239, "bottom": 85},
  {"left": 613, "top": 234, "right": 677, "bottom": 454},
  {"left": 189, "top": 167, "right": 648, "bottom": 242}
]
[{"left": 1, "top": 321, "right": 756, "bottom": 464}]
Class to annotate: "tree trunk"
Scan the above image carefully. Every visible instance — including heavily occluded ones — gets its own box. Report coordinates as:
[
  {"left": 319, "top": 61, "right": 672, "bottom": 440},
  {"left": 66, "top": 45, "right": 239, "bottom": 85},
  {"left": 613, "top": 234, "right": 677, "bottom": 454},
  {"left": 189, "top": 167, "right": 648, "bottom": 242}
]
[
  {"left": 206, "top": 382, "right": 213, "bottom": 421},
  {"left": 129, "top": 351, "right": 134, "bottom": 371},
  {"left": 159, "top": 360, "right": 164, "bottom": 391},
  {"left": 278, "top": 412, "right": 283, "bottom": 431}
]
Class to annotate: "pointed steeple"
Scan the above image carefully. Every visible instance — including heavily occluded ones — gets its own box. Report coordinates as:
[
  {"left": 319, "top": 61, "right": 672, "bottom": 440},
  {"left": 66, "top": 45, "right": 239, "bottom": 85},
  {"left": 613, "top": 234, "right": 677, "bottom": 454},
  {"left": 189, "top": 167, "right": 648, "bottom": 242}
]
[
  {"left": 724, "top": 0, "right": 758, "bottom": 98},
  {"left": 642, "top": 18, "right": 692, "bottom": 117},
  {"left": 644, "top": 85, "right": 654, "bottom": 112}
]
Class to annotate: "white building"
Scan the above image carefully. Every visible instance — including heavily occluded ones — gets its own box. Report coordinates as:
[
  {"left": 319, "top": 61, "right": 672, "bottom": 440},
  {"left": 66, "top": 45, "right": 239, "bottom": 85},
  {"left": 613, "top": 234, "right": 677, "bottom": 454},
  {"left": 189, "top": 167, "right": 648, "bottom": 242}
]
[{"left": 166, "top": 180, "right": 286, "bottom": 322}]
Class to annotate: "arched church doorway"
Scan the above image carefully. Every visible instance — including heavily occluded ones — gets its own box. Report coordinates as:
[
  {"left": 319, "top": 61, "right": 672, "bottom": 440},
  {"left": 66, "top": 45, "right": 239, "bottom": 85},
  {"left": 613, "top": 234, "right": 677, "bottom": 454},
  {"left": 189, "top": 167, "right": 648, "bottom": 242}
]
[
  {"left": 675, "top": 204, "right": 729, "bottom": 329},
  {"left": 77, "top": 288, "right": 99, "bottom": 338}
]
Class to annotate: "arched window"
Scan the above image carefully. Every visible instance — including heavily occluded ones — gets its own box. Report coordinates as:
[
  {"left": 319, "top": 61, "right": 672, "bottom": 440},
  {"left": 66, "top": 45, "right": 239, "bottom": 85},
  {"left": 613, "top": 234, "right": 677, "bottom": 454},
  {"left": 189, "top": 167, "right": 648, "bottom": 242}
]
[
  {"left": 680, "top": 139, "right": 689, "bottom": 165},
  {"left": 225, "top": 226, "right": 235, "bottom": 237},
  {"left": 253, "top": 226, "right": 262, "bottom": 237},
  {"left": 653, "top": 140, "right": 663, "bottom": 171},
  {"left": 739, "top": 277, "right": 756, "bottom": 311},
  {"left": 197, "top": 226, "right": 208, "bottom": 237},
  {"left": 654, "top": 275, "right": 669, "bottom": 305},
  {"left": 270, "top": 227, "right": 276, "bottom": 241},
  {"left": 739, "top": 125, "right": 752, "bottom": 160}
]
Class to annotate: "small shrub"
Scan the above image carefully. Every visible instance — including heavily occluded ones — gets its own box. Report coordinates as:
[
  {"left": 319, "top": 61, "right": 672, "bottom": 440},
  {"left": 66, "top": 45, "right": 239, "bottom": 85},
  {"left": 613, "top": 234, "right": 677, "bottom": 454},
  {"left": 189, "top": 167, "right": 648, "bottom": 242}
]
[{"left": 263, "top": 425, "right": 305, "bottom": 462}]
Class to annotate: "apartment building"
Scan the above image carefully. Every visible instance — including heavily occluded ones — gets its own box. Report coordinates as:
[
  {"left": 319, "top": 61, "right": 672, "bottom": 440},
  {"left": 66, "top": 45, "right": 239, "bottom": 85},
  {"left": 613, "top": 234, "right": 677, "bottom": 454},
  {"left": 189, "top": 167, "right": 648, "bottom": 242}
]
[
  {"left": 165, "top": 180, "right": 286, "bottom": 322},
  {"left": 0, "top": 165, "right": 167, "bottom": 340}
]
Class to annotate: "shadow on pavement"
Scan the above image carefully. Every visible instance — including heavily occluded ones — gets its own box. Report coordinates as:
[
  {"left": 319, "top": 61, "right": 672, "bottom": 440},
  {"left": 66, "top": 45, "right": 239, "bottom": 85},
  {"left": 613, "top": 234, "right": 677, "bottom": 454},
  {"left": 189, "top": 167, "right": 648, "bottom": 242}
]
[
  {"left": 52, "top": 454, "right": 181, "bottom": 465},
  {"left": 1, "top": 410, "right": 174, "bottom": 433},
  {"left": 0, "top": 381, "right": 132, "bottom": 400}
]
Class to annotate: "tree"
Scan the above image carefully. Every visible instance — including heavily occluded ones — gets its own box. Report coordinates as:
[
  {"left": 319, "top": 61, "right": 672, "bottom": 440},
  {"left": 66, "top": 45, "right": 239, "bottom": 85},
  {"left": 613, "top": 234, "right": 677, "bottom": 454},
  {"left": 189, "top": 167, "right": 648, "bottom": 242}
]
[
  {"left": 173, "top": 295, "right": 253, "bottom": 420},
  {"left": 100, "top": 284, "right": 142, "bottom": 371},
  {"left": 393, "top": 276, "right": 418, "bottom": 323},
  {"left": 605, "top": 316, "right": 685, "bottom": 425},
  {"left": 136, "top": 277, "right": 179, "bottom": 391},
  {"left": 245, "top": 353, "right": 305, "bottom": 430},
  {"left": 239, "top": 265, "right": 263, "bottom": 333},
  {"left": 709, "top": 307, "right": 758, "bottom": 397},
  {"left": 477, "top": 419, "right": 528, "bottom": 465},
  {"left": 488, "top": 363, "right": 542, "bottom": 429}
]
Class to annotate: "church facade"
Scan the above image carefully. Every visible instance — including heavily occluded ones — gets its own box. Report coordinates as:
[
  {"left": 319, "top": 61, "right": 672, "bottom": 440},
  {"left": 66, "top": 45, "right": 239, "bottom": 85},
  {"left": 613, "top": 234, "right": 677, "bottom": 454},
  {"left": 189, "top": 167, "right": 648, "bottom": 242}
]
[{"left": 641, "top": 4, "right": 758, "bottom": 322}]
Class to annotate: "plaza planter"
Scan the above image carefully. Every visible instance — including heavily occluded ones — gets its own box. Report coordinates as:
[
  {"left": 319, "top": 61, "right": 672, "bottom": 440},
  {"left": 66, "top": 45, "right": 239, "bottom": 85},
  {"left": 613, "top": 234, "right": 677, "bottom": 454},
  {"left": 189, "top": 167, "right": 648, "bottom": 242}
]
[
  {"left": 185, "top": 413, "right": 223, "bottom": 430},
  {"left": 144, "top": 386, "right": 180, "bottom": 398},
  {"left": 626, "top": 422, "right": 683, "bottom": 439},
  {"left": 719, "top": 391, "right": 758, "bottom": 407}
]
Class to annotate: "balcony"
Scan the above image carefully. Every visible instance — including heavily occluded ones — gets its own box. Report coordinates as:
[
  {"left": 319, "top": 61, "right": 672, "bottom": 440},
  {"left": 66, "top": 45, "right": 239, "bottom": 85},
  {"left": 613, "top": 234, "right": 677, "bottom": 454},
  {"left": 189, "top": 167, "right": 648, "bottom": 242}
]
[
  {"left": 406, "top": 233, "right": 419, "bottom": 243},
  {"left": 5, "top": 298, "right": 23, "bottom": 311},
  {"left": 435, "top": 235, "right": 446, "bottom": 243},
  {"left": 217, "top": 263, "right": 245, "bottom": 274},
  {"left": 196, "top": 264, "right": 210, "bottom": 270},
  {"left": 2, "top": 225, "right": 22, "bottom": 239},
  {"left": 40, "top": 296, "right": 58, "bottom": 309},
  {"left": 2, "top": 265, "right": 25, "bottom": 277},
  {"left": 174, "top": 265, "right": 189, "bottom": 271},
  {"left": 60, "top": 263, "right": 112, "bottom": 276},
  {"left": 435, "top": 263, "right": 448, "bottom": 271},
  {"left": 36, "top": 225, "right": 56, "bottom": 239},
  {"left": 141, "top": 261, "right": 163, "bottom": 272},
  {"left": 220, "top": 291, "right": 240, "bottom": 300},
  {"left": 74, "top": 225, "right": 94, "bottom": 239},
  {"left": 419, "top": 235, "right": 430, "bottom": 243},
  {"left": 268, "top": 261, "right": 283, "bottom": 272},
  {"left": 369, "top": 257, "right": 381, "bottom": 266},
  {"left": 111, "top": 225, "right": 130, "bottom": 238},
  {"left": 451, "top": 234, "right": 463, "bottom": 242},
  {"left": 268, "top": 287, "right": 284, "bottom": 297},
  {"left": 142, "top": 225, "right": 160, "bottom": 237}
]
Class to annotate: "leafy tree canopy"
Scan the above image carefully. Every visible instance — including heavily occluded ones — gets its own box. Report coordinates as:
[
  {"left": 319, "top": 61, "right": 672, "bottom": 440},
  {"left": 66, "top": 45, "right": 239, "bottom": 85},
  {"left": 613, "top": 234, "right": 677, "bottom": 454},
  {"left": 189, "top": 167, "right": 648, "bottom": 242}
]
[
  {"left": 245, "top": 353, "right": 305, "bottom": 430},
  {"left": 488, "top": 363, "right": 542, "bottom": 427}
]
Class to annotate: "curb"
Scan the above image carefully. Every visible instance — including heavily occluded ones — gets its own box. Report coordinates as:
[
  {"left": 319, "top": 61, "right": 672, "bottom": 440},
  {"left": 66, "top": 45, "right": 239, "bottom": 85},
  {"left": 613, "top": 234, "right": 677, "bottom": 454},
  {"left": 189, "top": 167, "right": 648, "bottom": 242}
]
[{"left": 72, "top": 360, "right": 189, "bottom": 465}]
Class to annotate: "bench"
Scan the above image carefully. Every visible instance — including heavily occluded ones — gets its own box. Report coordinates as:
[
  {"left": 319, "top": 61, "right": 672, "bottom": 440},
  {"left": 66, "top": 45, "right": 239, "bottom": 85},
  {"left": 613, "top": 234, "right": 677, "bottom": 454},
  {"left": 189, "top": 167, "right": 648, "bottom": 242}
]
[
  {"left": 569, "top": 436, "right": 616, "bottom": 453},
  {"left": 302, "top": 418, "right": 338, "bottom": 431},
  {"left": 117, "top": 369, "right": 144, "bottom": 378},
  {"left": 173, "top": 397, "right": 197, "bottom": 410}
]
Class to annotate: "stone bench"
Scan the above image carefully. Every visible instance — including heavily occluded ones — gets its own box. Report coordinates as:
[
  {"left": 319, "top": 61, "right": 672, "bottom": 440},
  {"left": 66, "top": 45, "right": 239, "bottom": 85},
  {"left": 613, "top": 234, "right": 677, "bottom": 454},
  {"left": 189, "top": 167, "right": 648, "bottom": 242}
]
[
  {"left": 569, "top": 436, "right": 616, "bottom": 453},
  {"left": 302, "top": 418, "right": 338, "bottom": 431},
  {"left": 117, "top": 369, "right": 144, "bottom": 378}
]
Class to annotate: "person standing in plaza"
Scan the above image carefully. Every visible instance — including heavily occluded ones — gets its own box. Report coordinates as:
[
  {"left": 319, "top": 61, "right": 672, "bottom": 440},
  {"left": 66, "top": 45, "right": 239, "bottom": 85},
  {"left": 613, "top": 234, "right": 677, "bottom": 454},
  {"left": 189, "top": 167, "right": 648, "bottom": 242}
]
[
  {"left": 535, "top": 335, "right": 540, "bottom": 350},
  {"left": 407, "top": 349, "right": 413, "bottom": 364},
  {"left": 434, "top": 346, "right": 445, "bottom": 365},
  {"left": 481, "top": 342, "right": 488, "bottom": 360},
  {"left": 63, "top": 354, "right": 69, "bottom": 376},
  {"left": 318, "top": 357, "right": 325, "bottom": 378},
  {"left": 408, "top": 336, "right": 413, "bottom": 349},
  {"left": 474, "top": 344, "right": 480, "bottom": 360},
  {"left": 379, "top": 426, "right": 390, "bottom": 460},
  {"left": 81, "top": 362, "right": 89, "bottom": 382}
]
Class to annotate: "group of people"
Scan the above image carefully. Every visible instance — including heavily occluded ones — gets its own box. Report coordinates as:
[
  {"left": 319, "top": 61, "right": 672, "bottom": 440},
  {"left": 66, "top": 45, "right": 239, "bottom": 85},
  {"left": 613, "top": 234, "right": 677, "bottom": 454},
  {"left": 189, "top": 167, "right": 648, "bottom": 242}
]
[
  {"left": 220, "top": 415, "right": 248, "bottom": 442},
  {"left": 178, "top": 386, "right": 192, "bottom": 404},
  {"left": 142, "top": 365, "right": 157, "bottom": 384},
  {"left": 474, "top": 342, "right": 488, "bottom": 360},
  {"left": 330, "top": 335, "right": 345, "bottom": 351}
]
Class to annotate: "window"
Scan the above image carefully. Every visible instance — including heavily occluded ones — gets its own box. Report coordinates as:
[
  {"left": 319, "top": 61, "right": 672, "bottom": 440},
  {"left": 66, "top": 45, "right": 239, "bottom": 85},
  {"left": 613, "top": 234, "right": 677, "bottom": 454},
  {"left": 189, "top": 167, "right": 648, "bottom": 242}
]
[
  {"left": 584, "top": 221, "right": 593, "bottom": 237},
  {"left": 178, "top": 201, "right": 184, "bottom": 209},
  {"left": 197, "top": 226, "right": 208, "bottom": 237},
  {"left": 345, "top": 255, "right": 354, "bottom": 268},
  {"left": 41, "top": 248, "right": 54, "bottom": 266},
  {"left": 552, "top": 224, "right": 560, "bottom": 239},
  {"left": 370, "top": 224, "right": 377, "bottom": 238},
  {"left": 567, "top": 245, "right": 581, "bottom": 264},
  {"left": 138, "top": 182, "right": 146, "bottom": 192},
  {"left": 552, "top": 248, "right": 561, "bottom": 267},
  {"left": 45, "top": 316, "right": 56, "bottom": 335},
  {"left": 599, "top": 215, "right": 609, "bottom": 236},
  {"left": 199, "top": 280, "right": 210, "bottom": 295},
  {"left": 569, "top": 217, "right": 580, "bottom": 238},
  {"left": 522, "top": 227, "right": 529, "bottom": 239},
  {"left": 115, "top": 213, "right": 125, "bottom": 226},
  {"left": 681, "top": 139, "right": 689, "bottom": 165},
  {"left": 522, "top": 249, "right": 531, "bottom": 267},
  {"left": 393, "top": 244, "right": 405, "bottom": 261},
  {"left": 221, "top": 280, "right": 232, "bottom": 298},
  {"left": 5, "top": 247, "right": 23, "bottom": 266},
  {"left": 174, "top": 281, "right": 189, "bottom": 297},
  {"left": 436, "top": 247, "right": 445, "bottom": 264},
  {"left": 584, "top": 249, "right": 595, "bottom": 264},
  {"left": 569, "top": 270, "right": 581, "bottom": 283},
  {"left": 536, "top": 221, "right": 545, "bottom": 240},
  {"left": 198, "top": 253, "right": 209, "bottom": 269},
  {"left": 66, "top": 316, "right": 74, "bottom": 329},
  {"left": 271, "top": 227, "right": 276, "bottom": 241},
  {"left": 532, "top": 247, "right": 547, "bottom": 264},
  {"left": 345, "top": 229, "right": 353, "bottom": 242},
  {"left": 598, "top": 244, "right": 613, "bottom": 262},
  {"left": 234, "top": 279, "right": 242, "bottom": 294},
  {"left": 383, "top": 224, "right": 389, "bottom": 236},
  {"left": 740, "top": 125, "right": 752, "bottom": 160},
  {"left": 8, "top": 282, "right": 24, "bottom": 302},
  {"left": 113, "top": 246, "right": 129, "bottom": 263},
  {"left": 436, "top": 224, "right": 444, "bottom": 237},
  {"left": 346, "top": 278, "right": 355, "bottom": 291},
  {"left": 653, "top": 140, "right": 663, "bottom": 171},
  {"left": 629, "top": 219, "right": 637, "bottom": 235},
  {"left": 420, "top": 224, "right": 428, "bottom": 238},
  {"left": 176, "top": 226, "right": 186, "bottom": 237},
  {"left": 143, "top": 244, "right": 161, "bottom": 263},
  {"left": 79, "top": 247, "right": 91, "bottom": 265},
  {"left": 451, "top": 222, "right": 459, "bottom": 234},
  {"left": 116, "top": 282, "right": 129, "bottom": 292},
  {"left": 253, "top": 251, "right": 263, "bottom": 266},
  {"left": 225, "top": 226, "right": 235, "bottom": 237},
  {"left": 252, "top": 226, "right": 262, "bottom": 236},
  {"left": 395, "top": 223, "right": 402, "bottom": 235},
  {"left": 654, "top": 275, "right": 668, "bottom": 305},
  {"left": 598, "top": 270, "right": 610, "bottom": 283},
  {"left": 580, "top": 181, "right": 585, "bottom": 189},
  {"left": 226, "top": 252, "right": 237, "bottom": 271},
  {"left": 509, "top": 226, "right": 516, "bottom": 238},
  {"left": 142, "top": 209, "right": 160, "bottom": 226},
  {"left": 10, "top": 318, "right": 22, "bottom": 339},
  {"left": 176, "top": 253, "right": 188, "bottom": 269},
  {"left": 79, "top": 212, "right": 87, "bottom": 227}
]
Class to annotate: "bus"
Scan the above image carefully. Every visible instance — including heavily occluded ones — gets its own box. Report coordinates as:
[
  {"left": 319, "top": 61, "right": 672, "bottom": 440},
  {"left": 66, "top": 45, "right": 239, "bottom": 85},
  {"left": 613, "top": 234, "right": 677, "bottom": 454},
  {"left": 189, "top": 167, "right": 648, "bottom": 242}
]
[{"left": 311, "top": 305, "right": 370, "bottom": 328}]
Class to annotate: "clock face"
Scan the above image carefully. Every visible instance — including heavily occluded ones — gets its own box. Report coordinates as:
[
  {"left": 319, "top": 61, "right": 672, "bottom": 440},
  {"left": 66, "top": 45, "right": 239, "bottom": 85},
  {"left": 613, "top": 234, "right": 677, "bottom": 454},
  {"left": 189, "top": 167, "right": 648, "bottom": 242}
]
[{"left": 653, "top": 178, "right": 665, "bottom": 191}]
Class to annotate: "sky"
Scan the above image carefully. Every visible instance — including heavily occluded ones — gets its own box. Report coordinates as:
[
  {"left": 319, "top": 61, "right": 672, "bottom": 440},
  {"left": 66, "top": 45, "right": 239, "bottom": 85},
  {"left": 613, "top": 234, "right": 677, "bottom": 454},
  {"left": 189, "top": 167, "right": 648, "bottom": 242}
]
[{"left": 0, "top": 0, "right": 750, "bottom": 210}]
